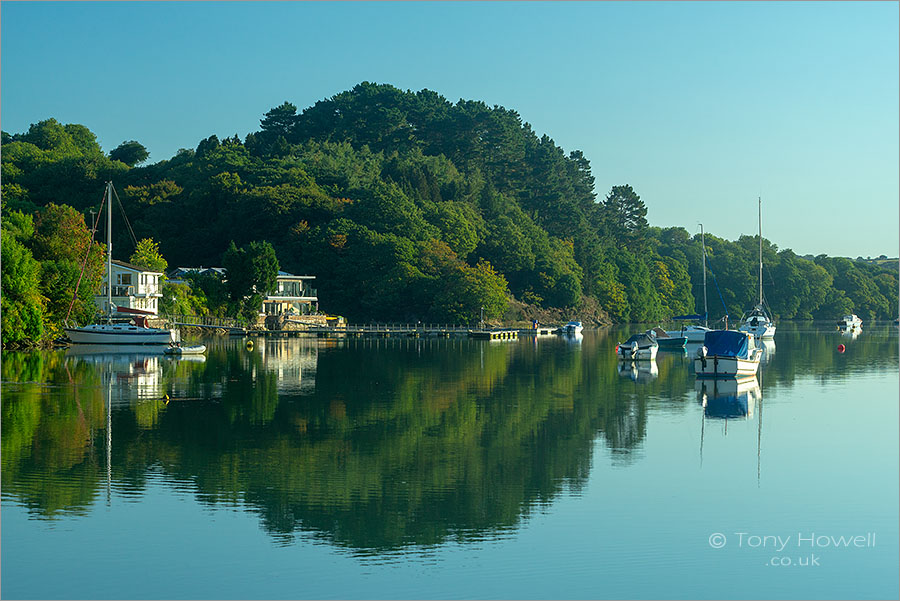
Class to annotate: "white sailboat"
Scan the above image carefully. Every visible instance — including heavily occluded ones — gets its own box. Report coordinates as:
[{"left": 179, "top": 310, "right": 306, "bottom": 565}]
[
  {"left": 739, "top": 198, "right": 776, "bottom": 340},
  {"left": 64, "top": 182, "right": 175, "bottom": 345},
  {"left": 667, "top": 223, "right": 712, "bottom": 342}
]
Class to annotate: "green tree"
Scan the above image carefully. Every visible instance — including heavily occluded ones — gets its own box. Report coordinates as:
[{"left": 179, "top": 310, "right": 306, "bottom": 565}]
[
  {"left": 602, "top": 185, "right": 648, "bottom": 250},
  {"left": 31, "top": 204, "right": 106, "bottom": 327},
  {"left": 109, "top": 140, "right": 149, "bottom": 166},
  {"left": 1, "top": 228, "right": 46, "bottom": 344},
  {"left": 129, "top": 238, "right": 168, "bottom": 274},
  {"left": 222, "top": 240, "right": 280, "bottom": 321}
]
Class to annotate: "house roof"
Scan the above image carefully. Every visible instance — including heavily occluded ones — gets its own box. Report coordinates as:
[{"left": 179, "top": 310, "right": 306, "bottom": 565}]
[
  {"left": 277, "top": 271, "right": 315, "bottom": 280},
  {"left": 111, "top": 259, "right": 163, "bottom": 275}
]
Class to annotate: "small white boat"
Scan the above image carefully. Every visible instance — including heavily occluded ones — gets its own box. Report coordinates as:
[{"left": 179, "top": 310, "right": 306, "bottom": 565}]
[
  {"left": 561, "top": 320, "right": 584, "bottom": 335},
  {"left": 837, "top": 314, "right": 863, "bottom": 330},
  {"left": 616, "top": 333, "right": 659, "bottom": 361},
  {"left": 164, "top": 344, "right": 207, "bottom": 356},
  {"left": 694, "top": 330, "right": 761, "bottom": 378}
]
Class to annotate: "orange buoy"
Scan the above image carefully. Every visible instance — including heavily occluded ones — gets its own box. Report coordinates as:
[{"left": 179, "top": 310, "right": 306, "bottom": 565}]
[{"left": 838, "top": 344, "right": 845, "bottom": 353}]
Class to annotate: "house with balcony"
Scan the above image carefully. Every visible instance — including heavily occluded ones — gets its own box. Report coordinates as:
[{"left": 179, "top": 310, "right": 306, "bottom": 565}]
[
  {"left": 167, "top": 267, "right": 319, "bottom": 318},
  {"left": 263, "top": 271, "right": 319, "bottom": 316},
  {"left": 96, "top": 260, "right": 164, "bottom": 316}
]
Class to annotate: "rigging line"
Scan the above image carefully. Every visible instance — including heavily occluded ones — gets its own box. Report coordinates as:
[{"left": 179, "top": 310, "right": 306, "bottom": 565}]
[
  {"left": 704, "top": 260, "right": 730, "bottom": 318},
  {"left": 65, "top": 190, "right": 107, "bottom": 323},
  {"left": 111, "top": 183, "right": 139, "bottom": 250}
]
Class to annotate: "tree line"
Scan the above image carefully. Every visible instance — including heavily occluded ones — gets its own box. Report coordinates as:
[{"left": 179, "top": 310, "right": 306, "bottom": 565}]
[{"left": 2, "top": 82, "right": 897, "bottom": 344}]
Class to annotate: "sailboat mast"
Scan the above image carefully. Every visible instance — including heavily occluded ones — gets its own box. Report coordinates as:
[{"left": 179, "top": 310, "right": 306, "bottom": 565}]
[
  {"left": 758, "top": 197, "right": 763, "bottom": 305},
  {"left": 701, "top": 223, "right": 708, "bottom": 328},
  {"left": 107, "top": 181, "right": 113, "bottom": 316}
]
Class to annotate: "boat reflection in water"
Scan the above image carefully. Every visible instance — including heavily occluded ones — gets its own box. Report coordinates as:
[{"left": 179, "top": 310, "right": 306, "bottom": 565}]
[
  {"left": 617, "top": 360, "right": 659, "bottom": 382},
  {"left": 65, "top": 344, "right": 167, "bottom": 403},
  {"left": 696, "top": 376, "right": 761, "bottom": 419},
  {"left": 840, "top": 327, "right": 861, "bottom": 341},
  {"left": 564, "top": 332, "right": 584, "bottom": 344},
  {"left": 759, "top": 338, "right": 776, "bottom": 364}
]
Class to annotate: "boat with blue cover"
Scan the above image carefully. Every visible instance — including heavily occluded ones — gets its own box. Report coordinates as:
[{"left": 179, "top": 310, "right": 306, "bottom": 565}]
[{"left": 694, "top": 330, "right": 761, "bottom": 378}]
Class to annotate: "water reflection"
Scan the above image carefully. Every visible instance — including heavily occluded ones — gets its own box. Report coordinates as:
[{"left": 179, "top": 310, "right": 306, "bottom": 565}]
[
  {"left": 696, "top": 376, "right": 761, "bottom": 419},
  {"left": 617, "top": 360, "right": 659, "bottom": 382},
  {"left": 759, "top": 339, "right": 776, "bottom": 364},
  {"left": 2, "top": 323, "right": 898, "bottom": 552}
]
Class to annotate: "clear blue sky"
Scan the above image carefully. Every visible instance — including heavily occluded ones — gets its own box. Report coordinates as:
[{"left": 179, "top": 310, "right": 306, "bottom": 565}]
[{"left": 2, "top": 1, "right": 897, "bottom": 258}]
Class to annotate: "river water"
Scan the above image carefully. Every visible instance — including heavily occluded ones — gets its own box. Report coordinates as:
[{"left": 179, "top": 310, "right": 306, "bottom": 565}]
[{"left": 2, "top": 323, "right": 897, "bottom": 599}]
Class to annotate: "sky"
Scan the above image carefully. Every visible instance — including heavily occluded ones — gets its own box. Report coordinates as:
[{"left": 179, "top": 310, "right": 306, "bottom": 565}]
[{"left": 2, "top": 1, "right": 898, "bottom": 258}]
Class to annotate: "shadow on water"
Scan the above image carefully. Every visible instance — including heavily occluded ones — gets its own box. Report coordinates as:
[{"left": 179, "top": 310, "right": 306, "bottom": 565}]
[{"left": 2, "top": 322, "right": 897, "bottom": 551}]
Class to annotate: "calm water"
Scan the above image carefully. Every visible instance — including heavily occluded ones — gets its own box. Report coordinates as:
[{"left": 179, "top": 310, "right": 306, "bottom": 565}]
[{"left": 2, "top": 323, "right": 898, "bottom": 600}]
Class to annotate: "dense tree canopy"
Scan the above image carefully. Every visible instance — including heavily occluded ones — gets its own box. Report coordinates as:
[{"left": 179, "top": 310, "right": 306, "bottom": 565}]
[{"left": 2, "top": 83, "right": 897, "bottom": 343}]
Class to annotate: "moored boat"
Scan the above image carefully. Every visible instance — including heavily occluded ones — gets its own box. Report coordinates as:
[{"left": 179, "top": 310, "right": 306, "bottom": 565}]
[
  {"left": 63, "top": 182, "right": 176, "bottom": 346},
  {"left": 647, "top": 327, "right": 687, "bottom": 350},
  {"left": 616, "top": 333, "right": 659, "bottom": 361},
  {"left": 738, "top": 198, "right": 776, "bottom": 340},
  {"left": 560, "top": 320, "right": 584, "bottom": 335},
  {"left": 66, "top": 321, "right": 175, "bottom": 345},
  {"left": 666, "top": 321, "right": 714, "bottom": 343},
  {"left": 693, "top": 330, "right": 761, "bottom": 378},
  {"left": 837, "top": 314, "right": 863, "bottom": 330}
]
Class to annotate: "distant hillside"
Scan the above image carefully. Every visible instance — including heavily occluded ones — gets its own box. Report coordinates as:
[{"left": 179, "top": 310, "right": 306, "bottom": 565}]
[{"left": 3, "top": 82, "right": 898, "bottom": 333}]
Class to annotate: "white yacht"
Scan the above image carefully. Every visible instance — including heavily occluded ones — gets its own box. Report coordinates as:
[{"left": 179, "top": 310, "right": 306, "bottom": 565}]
[
  {"left": 739, "top": 198, "right": 776, "bottom": 340},
  {"left": 64, "top": 182, "right": 176, "bottom": 345}
]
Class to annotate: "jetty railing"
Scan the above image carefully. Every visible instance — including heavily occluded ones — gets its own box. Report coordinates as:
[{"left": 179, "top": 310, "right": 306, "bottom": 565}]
[{"left": 163, "top": 313, "right": 249, "bottom": 330}]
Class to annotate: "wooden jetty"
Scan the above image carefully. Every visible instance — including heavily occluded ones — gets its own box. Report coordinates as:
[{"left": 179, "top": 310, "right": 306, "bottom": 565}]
[
  {"left": 166, "top": 315, "right": 561, "bottom": 340},
  {"left": 468, "top": 329, "right": 518, "bottom": 340}
]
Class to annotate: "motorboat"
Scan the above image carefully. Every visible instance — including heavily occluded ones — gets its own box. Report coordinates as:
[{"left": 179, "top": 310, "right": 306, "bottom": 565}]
[
  {"left": 837, "top": 314, "right": 863, "bottom": 330},
  {"left": 616, "top": 333, "right": 659, "bottom": 361},
  {"left": 64, "top": 182, "right": 176, "bottom": 345},
  {"left": 739, "top": 198, "right": 776, "bottom": 340},
  {"left": 561, "top": 320, "right": 584, "bottom": 335},
  {"left": 646, "top": 327, "right": 686, "bottom": 350},
  {"left": 693, "top": 330, "right": 761, "bottom": 378}
]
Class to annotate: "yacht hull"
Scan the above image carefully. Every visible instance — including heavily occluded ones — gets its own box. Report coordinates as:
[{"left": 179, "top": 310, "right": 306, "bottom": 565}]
[{"left": 64, "top": 325, "right": 174, "bottom": 345}]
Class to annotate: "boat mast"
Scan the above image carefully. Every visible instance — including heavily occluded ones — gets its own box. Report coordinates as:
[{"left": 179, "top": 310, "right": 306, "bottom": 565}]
[
  {"left": 701, "top": 223, "right": 708, "bottom": 328},
  {"left": 106, "top": 181, "right": 113, "bottom": 317},
  {"left": 758, "top": 197, "right": 763, "bottom": 306}
]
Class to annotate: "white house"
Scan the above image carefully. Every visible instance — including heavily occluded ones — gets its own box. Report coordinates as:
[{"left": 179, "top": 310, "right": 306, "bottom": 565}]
[
  {"left": 262, "top": 271, "right": 319, "bottom": 316},
  {"left": 96, "top": 260, "right": 164, "bottom": 316}
]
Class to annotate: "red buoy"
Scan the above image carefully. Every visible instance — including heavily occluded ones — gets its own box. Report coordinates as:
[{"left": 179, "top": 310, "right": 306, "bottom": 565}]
[{"left": 838, "top": 344, "right": 846, "bottom": 353}]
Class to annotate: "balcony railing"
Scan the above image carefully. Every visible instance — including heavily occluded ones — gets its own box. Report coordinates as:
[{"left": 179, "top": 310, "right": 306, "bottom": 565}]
[
  {"left": 104, "top": 285, "right": 161, "bottom": 297},
  {"left": 271, "top": 287, "right": 318, "bottom": 299}
]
